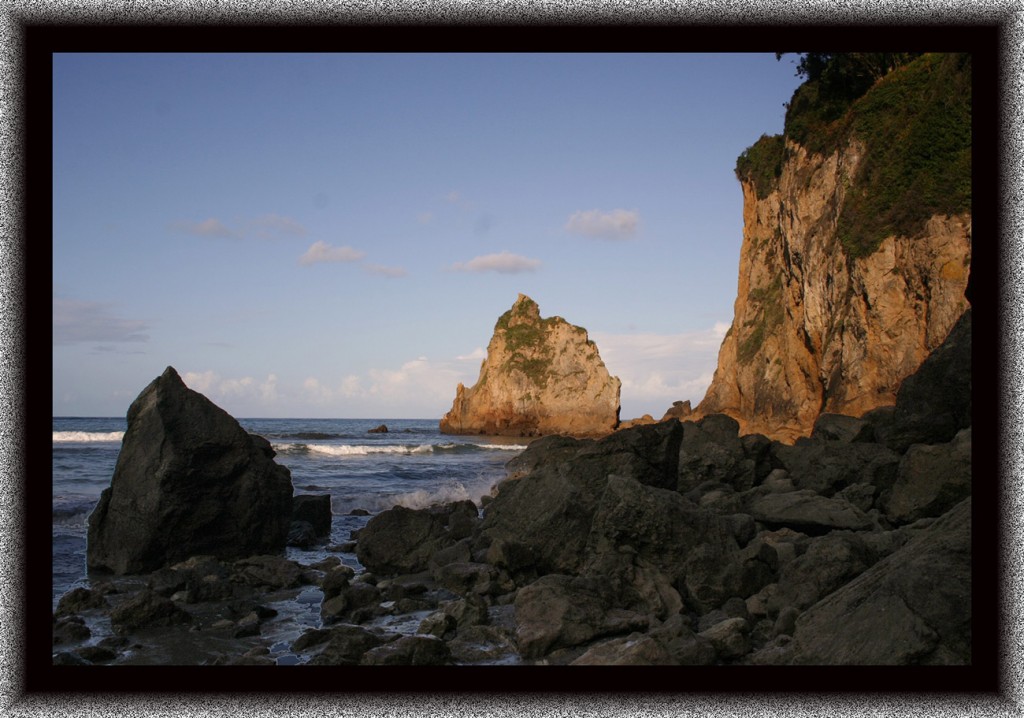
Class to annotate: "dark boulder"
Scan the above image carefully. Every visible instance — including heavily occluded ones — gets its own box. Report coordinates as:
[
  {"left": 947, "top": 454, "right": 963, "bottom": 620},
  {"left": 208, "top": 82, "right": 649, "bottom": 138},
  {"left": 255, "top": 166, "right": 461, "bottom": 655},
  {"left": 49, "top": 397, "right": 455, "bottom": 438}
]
[
  {"left": 763, "top": 498, "right": 971, "bottom": 665},
  {"left": 368, "top": 424, "right": 389, "bottom": 434},
  {"left": 109, "top": 589, "right": 192, "bottom": 633},
  {"left": 876, "top": 308, "right": 971, "bottom": 452},
  {"left": 745, "top": 490, "right": 874, "bottom": 534},
  {"left": 360, "top": 635, "right": 450, "bottom": 665},
  {"left": 305, "top": 625, "right": 389, "bottom": 665},
  {"left": 770, "top": 440, "right": 900, "bottom": 498},
  {"left": 513, "top": 574, "right": 648, "bottom": 659},
  {"left": 883, "top": 428, "right": 971, "bottom": 525},
  {"left": 291, "top": 493, "right": 332, "bottom": 538},
  {"left": 356, "top": 501, "right": 478, "bottom": 575},
  {"left": 87, "top": 367, "right": 294, "bottom": 574}
]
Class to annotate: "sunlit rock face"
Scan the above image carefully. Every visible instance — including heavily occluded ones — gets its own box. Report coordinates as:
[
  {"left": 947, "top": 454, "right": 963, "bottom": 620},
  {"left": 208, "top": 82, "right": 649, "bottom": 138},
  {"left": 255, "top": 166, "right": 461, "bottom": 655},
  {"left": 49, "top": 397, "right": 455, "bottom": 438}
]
[
  {"left": 695, "top": 138, "right": 971, "bottom": 443},
  {"left": 440, "top": 294, "right": 621, "bottom": 437}
]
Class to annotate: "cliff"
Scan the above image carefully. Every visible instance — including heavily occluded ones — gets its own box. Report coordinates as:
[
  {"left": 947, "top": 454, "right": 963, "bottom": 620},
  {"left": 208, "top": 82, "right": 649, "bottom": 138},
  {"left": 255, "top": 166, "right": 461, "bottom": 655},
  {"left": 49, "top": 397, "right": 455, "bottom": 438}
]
[
  {"left": 440, "top": 294, "right": 621, "bottom": 436},
  {"left": 692, "top": 53, "right": 972, "bottom": 442}
]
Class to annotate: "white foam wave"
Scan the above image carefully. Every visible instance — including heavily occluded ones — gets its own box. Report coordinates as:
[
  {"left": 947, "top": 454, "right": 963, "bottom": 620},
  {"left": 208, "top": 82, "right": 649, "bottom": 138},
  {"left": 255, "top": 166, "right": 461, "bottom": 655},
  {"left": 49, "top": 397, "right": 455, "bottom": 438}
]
[
  {"left": 53, "top": 431, "right": 124, "bottom": 443},
  {"left": 272, "top": 441, "right": 527, "bottom": 457}
]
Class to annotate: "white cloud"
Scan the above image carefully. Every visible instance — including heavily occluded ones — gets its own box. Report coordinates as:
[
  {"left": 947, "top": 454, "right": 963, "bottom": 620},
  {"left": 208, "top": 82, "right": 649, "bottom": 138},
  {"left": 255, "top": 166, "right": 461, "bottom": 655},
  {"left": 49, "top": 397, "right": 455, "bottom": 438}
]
[
  {"left": 450, "top": 251, "right": 541, "bottom": 274},
  {"left": 248, "top": 214, "right": 308, "bottom": 239},
  {"left": 590, "top": 324, "right": 728, "bottom": 418},
  {"left": 565, "top": 209, "right": 640, "bottom": 240},
  {"left": 456, "top": 347, "right": 487, "bottom": 362},
  {"left": 173, "top": 214, "right": 308, "bottom": 240},
  {"left": 53, "top": 297, "right": 149, "bottom": 345},
  {"left": 171, "top": 218, "right": 240, "bottom": 239},
  {"left": 363, "top": 263, "right": 409, "bottom": 278},
  {"left": 181, "top": 370, "right": 279, "bottom": 407},
  {"left": 299, "top": 240, "right": 367, "bottom": 266}
]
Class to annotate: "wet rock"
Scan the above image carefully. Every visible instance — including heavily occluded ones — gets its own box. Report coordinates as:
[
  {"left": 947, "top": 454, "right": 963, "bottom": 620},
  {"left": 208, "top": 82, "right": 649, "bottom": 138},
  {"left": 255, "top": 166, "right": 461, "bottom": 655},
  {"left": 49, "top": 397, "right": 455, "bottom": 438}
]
[
  {"left": 305, "top": 624, "right": 389, "bottom": 665},
  {"left": 55, "top": 586, "right": 109, "bottom": 616},
  {"left": 231, "top": 555, "right": 305, "bottom": 590},
  {"left": 356, "top": 501, "right": 476, "bottom": 575},
  {"left": 52, "top": 615, "right": 91, "bottom": 645},
  {"left": 291, "top": 493, "right": 333, "bottom": 537},
  {"left": 368, "top": 424, "right": 389, "bottom": 434},
  {"left": 109, "top": 589, "right": 192, "bottom": 633},
  {"left": 361, "top": 635, "right": 450, "bottom": 665},
  {"left": 87, "top": 366, "right": 293, "bottom": 574}
]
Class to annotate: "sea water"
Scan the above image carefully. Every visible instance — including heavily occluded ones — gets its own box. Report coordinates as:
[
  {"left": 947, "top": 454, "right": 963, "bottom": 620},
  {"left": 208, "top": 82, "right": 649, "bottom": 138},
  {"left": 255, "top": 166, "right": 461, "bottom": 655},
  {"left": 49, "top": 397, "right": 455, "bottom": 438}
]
[{"left": 52, "top": 417, "right": 527, "bottom": 610}]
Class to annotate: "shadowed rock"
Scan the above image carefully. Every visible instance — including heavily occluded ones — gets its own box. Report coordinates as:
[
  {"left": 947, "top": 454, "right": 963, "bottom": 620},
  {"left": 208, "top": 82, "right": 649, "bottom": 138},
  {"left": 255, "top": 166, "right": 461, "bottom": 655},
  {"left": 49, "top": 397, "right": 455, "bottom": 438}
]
[{"left": 87, "top": 366, "right": 294, "bottom": 575}]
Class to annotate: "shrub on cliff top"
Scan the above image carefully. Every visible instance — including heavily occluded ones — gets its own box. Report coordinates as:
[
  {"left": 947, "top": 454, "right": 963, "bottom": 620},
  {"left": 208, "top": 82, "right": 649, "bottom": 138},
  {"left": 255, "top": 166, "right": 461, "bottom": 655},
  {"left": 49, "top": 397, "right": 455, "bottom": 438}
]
[{"left": 738, "top": 52, "right": 971, "bottom": 259}]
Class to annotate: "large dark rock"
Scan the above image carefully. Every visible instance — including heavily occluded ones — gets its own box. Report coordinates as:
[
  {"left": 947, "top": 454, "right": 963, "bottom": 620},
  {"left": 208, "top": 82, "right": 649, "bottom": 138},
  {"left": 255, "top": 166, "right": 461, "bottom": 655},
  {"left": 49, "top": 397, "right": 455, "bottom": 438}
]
[
  {"left": 883, "top": 428, "right": 971, "bottom": 525},
  {"left": 764, "top": 498, "right": 972, "bottom": 665},
  {"left": 291, "top": 493, "right": 332, "bottom": 537},
  {"left": 355, "top": 501, "right": 478, "bottom": 575},
  {"left": 87, "top": 367, "right": 294, "bottom": 574},
  {"left": 513, "top": 574, "right": 649, "bottom": 659},
  {"left": 876, "top": 308, "right": 972, "bottom": 452}
]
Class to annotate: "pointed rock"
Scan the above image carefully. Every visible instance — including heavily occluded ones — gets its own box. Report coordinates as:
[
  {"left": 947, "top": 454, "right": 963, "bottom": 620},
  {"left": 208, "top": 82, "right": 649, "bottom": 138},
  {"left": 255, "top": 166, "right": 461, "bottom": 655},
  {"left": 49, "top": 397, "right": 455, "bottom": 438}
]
[
  {"left": 440, "top": 295, "right": 620, "bottom": 436},
  {"left": 87, "top": 366, "right": 294, "bottom": 574}
]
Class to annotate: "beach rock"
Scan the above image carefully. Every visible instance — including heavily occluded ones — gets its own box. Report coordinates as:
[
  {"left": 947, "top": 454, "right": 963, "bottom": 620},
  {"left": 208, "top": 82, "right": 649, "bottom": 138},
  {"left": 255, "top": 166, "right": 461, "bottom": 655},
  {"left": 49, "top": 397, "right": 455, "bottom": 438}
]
[
  {"left": 109, "top": 589, "right": 192, "bottom": 633},
  {"left": 231, "top": 555, "right": 305, "bottom": 590},
  {"left": 360, "top": 635, "right": 450, "bottom": 665},
  {"left": 513, "top": 574, "right": 648, "bottom": 659},
  {"left": 52, "top": 616, "right": 91, "bottom": 645},
  {"left": 765, "top": 532, "right": 880, "bottom": 618},
  {"left": 87, "top": 366, "right": 294, "bottom": 574},
  {"left": 660, "top": 399, "right": 692, "bottom": 421},
  {"left": 876, "top": 308, "right": 972, "bottom": 453},
  {"left": 746, "top": 490, "right": 874, "bottom": 534},
  {"left": 368, "top": 424, "right": 389, "bottom": 433},
  {"left": 884, "top": 428, "right": 971, "bottom": 524},
  {"left": 440, "top": 294, "right": 621, "bottom": 437},
  {"left": 356, "top": 501, "right": 476, "bottom": 576},
  {"left": 697, "top": 616, "right": 751, "bottom": 661},
  {"left": 305, "top": 624, "right": 389, "bottom": 665},
  {"left": 570, "top": 633, "right": 674, "bottom": 665},
  {"left": 811, "top": 413, "right": 872, "bottom": 443},
  {"left": 677, "top": 415, "right": 752, "bottom": 494},
  {"left": 770, "top": 440, "right": 900, "bottom": 497},
  {"left": 291, "top": 493, "right": 332, "bottom": 538},
  {"left": 765, "top": 498, "right": 971, "bottom": 664},
  {"left": 55, "top": 586, "right": 109, "bottom": 617}
]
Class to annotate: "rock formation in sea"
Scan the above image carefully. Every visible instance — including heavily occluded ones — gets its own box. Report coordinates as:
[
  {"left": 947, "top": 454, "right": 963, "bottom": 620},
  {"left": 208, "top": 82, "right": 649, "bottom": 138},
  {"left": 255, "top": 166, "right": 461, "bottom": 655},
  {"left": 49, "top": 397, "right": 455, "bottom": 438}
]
[
  {"left": 691, "top": 53, "right": 972, "bottom": 442},
  {"left": 87, "top": 366, "right": 295, "bottom": 574},
  {"left": 440, "top": 294, "right": 621, "bottom": 437}
]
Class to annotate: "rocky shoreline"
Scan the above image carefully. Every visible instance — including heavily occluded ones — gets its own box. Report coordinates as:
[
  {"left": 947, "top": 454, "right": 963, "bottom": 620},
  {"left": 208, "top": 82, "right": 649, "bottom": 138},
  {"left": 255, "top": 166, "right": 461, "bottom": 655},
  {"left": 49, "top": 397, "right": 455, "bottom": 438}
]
[{"left": 54, "top": 309, "right": 971, "bottom": 667}]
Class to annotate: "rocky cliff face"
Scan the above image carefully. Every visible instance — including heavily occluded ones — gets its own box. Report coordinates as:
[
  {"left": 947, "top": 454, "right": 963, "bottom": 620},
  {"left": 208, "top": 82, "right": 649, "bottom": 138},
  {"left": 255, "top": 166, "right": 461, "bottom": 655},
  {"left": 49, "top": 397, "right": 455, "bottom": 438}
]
[
  {"left": 440, "top": 294, "right": 620, "bottom": 437},
  {"left": 694, "top": 56, "right": 971, "bottom": 443}
]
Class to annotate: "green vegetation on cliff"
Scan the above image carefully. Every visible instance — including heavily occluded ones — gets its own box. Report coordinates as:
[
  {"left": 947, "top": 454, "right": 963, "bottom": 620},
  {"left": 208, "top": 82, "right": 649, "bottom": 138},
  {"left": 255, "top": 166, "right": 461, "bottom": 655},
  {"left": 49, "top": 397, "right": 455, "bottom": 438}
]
[{"left": 737, "top": 52, "right": 971, "bottom": 259}]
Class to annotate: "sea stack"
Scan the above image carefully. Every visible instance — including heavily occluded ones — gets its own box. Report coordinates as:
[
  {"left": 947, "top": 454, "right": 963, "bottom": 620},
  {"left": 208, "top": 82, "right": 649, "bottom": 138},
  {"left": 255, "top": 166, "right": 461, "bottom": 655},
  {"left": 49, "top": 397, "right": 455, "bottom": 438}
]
[
  {"left": 440, "top": 294, "right": 620, "bottom": 437},
  {"left": 87, "top": 366, "right": 294, "bottom": 574}
]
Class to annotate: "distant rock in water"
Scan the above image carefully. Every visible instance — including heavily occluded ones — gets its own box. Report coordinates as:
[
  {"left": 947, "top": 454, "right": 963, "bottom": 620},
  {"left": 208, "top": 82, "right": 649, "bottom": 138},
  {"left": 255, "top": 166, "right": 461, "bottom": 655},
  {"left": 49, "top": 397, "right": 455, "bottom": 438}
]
[
  {"left": 87, "top": 366, "right": 294, "bottom": 575},
  {"left": 368, "top": 424, "right": 388, "bottom": 434},
  {"left": 439, "top": 294, "right": 620, "bottom": 437}
]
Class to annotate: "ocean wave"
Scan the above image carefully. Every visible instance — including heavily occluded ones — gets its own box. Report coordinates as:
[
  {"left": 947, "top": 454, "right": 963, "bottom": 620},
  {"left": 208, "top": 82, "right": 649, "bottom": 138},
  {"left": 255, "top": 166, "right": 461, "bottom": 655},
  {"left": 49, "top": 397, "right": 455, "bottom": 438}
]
[
  {"left": 272, "top": 442, "right": 527, "bottom": 457},
  {"left": 53, "top": 431, "right": 124, "bottom": 443}
]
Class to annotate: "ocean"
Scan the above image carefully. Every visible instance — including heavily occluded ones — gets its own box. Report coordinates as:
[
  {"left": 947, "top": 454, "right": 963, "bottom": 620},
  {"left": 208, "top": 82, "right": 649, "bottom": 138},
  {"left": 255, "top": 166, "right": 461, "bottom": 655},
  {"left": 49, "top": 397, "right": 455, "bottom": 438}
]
[{"left": 52, "top": 416, "right": 527, "bottom": 610}]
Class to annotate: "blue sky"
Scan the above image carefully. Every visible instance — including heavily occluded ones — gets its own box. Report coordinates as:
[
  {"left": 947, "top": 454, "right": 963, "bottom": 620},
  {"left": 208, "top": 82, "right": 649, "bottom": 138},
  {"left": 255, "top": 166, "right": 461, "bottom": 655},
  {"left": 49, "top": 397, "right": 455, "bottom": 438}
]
[{"left": 53, "top": 52, "right": 804, "bottom": 420}]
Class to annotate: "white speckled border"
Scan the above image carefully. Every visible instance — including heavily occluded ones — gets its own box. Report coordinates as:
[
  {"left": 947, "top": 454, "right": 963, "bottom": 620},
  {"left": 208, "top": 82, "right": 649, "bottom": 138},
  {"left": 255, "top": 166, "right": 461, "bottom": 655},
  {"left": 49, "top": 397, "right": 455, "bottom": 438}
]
[{"left": 2, "top": 2, "right": 1021, "bottom": 716}]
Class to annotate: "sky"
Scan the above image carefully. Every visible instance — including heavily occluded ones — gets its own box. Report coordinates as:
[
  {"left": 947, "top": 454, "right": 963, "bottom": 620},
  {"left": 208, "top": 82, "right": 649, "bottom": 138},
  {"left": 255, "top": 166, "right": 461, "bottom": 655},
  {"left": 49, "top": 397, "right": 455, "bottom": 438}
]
[{"left": 52, "top": 52, "right": 805, "bottom": 420}]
